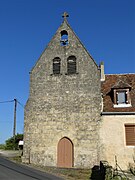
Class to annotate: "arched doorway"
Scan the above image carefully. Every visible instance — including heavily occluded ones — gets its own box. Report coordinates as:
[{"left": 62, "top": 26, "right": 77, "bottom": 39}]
[{"left": 57, "top": 137, "right": 73, "bottom": 168}]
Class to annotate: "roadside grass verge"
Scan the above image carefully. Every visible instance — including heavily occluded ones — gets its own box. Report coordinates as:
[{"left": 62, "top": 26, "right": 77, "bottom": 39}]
[
  {"left": 9, "top": 156, "right": 91, "bottom": 180},
  {"left": 9, "top": 155, "right": 22, "bottom": 163},
  {"left": 29, "top": 165, "right": 91, "bottom": 180}
]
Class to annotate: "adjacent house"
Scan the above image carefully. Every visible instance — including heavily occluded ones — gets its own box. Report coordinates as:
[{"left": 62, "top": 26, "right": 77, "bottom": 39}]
[
  {"left": 100, "top": 73, "right": 135, "bottom": 170},
  {"left": 22, "top": 13, "right": 135, "bottom": 170}
]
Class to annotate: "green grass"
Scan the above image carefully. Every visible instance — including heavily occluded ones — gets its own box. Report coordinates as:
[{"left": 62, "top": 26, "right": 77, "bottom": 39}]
[
  {"left": 44, "top": 167, "right": 91, "bottom": 180},
  {"left": 27, "top": 165, "right": 91, "bottom": 180},
  {"left": 9, "top": 156, "right": 22, "bottom": 163}
]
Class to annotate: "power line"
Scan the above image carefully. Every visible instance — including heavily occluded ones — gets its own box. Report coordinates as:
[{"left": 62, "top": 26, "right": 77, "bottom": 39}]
[
  {"left": 0, "top": 100, "right": 14, "bottom": 104},
  {"left": 0, "top": 99, "right": 25, "bottom": 109},
  {"left": 0, "top": 98, "right": 24, "bottom": 146},
  {"left": 17, "top": 100, "right": 24, "bottom": 109}
]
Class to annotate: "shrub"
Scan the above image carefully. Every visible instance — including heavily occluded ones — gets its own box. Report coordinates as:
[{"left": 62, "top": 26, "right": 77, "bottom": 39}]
[
  {"left": 5, "top": 134, "right": 23, "bottom": 150},
  {"left": 0, "top": 144, "right": 5, "bottom": 149}
]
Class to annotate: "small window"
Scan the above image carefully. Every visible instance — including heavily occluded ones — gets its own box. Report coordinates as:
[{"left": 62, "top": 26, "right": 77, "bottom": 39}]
[
  {"left": 60, "top": 30, "right": 68, "bottom": 46},
  {"left": 67, "top": 56, "right": 76, "bottom": 74},
  {"left": 125, "top": 124, "right": 135, "bottom": 146},
  {"left": 117, "top": 91, "right": 126, "bottom": 104},
  {"left": 53, "top": 57, "right": 61, "bottom": 74},
  {"left": 113, "top": 89, "right": 131, "bottom": 107}
]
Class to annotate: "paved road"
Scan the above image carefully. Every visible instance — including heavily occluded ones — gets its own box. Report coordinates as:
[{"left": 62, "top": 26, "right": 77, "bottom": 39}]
[{"left": 0, "top": 156, "right": 64, "bottom": 180}]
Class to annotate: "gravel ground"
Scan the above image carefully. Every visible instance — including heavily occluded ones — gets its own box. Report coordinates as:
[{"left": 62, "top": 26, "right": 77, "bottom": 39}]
[{"left": 0, "top": 150, "right": 20, "bottom": 157}]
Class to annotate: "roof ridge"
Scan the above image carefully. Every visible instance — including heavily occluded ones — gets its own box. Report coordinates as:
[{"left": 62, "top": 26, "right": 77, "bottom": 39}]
[
  {"left": 105, "top": 73, "right": 135, "bottom": 75},
  {"left": 111, "top": 79, "right": 131, "bottom": 89}
]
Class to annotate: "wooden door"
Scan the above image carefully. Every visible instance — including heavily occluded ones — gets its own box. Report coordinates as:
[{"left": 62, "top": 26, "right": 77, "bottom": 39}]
[{"left": 57, "top": 137, "right": 73, "bottom": 168}]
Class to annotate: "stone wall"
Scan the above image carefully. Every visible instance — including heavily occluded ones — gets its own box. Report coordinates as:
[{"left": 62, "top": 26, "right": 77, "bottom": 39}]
[{"left": 22, "top": 19, "right": 101, "bottom": 168}]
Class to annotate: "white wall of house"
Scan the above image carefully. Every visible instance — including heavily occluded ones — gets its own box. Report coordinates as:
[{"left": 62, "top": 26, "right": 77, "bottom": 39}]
[{"left": 100, "top": 114, "right": 135, "bottom": 170}]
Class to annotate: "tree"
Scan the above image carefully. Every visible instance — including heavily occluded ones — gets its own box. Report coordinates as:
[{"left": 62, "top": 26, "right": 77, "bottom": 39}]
[{"left": 5, "top": 133, "right": 23, "bottom": 150}]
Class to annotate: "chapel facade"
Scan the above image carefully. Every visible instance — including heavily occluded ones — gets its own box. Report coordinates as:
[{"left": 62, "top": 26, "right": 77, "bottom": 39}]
[{"left": 22, "top": 13, "right": 101, "bottom": 168}]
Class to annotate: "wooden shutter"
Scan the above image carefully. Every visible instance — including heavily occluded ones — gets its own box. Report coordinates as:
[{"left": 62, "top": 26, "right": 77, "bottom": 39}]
[
  {"left": 125, "top": 125, "right": 135, "bottom": 146},
  {"left": 53, "top": 58, "right": 60, "bottom": 74},
  {"left": 67, "top": 56, "right": 76, "bottom": 74}
]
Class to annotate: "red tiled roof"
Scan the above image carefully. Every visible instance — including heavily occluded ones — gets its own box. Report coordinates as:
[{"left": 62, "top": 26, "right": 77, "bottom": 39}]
[
  {"left": 111, "top": 80, "right": 131, "bottom": 89},
  {"left": 101, "top": 74, "right": 135, "bottom": 112}
]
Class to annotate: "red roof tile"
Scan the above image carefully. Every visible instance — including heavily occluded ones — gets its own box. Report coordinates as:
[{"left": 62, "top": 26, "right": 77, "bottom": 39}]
[{"left": 101, "top": 74, "right": 135, "bottom": 112}]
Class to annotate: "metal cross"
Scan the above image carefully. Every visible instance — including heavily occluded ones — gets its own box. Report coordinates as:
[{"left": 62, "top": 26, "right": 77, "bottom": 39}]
[{"left": 62, "top": 12, "right": 69, "bottom": 19}]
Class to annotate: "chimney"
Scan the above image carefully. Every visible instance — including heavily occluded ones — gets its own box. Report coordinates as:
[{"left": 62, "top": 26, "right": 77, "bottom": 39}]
[{"left": 100, "top": 61, "right": 105, "bottom": 81}]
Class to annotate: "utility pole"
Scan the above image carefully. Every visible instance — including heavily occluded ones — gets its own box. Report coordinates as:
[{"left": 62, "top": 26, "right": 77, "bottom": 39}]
[{"left": 13, "top": 99, "right": 17, "bottom": 150}]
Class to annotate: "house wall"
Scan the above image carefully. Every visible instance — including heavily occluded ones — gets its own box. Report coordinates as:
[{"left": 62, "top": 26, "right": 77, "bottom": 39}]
[{"left": 100, "top": 114, "right": 135, "bottom": 170}]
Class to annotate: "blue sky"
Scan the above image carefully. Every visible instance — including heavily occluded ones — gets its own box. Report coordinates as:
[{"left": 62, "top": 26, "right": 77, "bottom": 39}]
[{"left": 0, "top": 0, "right": 135, "bottom": 143}]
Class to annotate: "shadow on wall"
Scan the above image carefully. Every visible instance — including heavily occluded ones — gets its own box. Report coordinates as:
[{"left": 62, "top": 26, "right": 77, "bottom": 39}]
[{"left": 90, "top": 165, "right": 105, "bottom": 180}]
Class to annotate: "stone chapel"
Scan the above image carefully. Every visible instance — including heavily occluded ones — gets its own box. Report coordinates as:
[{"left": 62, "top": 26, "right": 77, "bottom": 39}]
[
  {"left": 23, "top": 13, "right": 135, "bottom": 170},
  {"left": 22, "top": 13, "right": 101, "bottom": 168}
]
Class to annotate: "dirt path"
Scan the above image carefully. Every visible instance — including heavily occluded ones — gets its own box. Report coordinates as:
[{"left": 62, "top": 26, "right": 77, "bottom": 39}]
[{"left": 0, "top": 150, "right": 19, "bottom": 157}]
